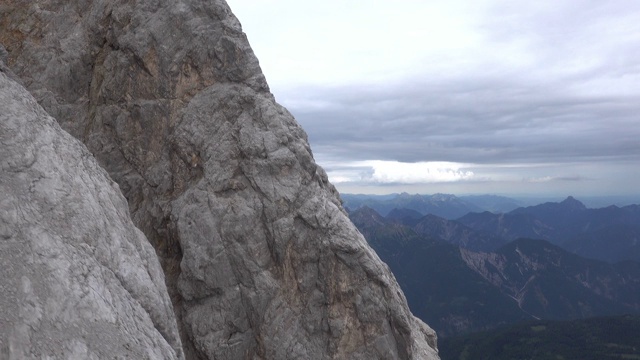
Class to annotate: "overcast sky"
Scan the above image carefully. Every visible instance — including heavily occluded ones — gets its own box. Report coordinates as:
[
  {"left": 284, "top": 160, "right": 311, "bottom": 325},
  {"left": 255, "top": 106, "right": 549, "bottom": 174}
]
[{"left": 226, "top": 0, "right": 640, "bottom": 197}]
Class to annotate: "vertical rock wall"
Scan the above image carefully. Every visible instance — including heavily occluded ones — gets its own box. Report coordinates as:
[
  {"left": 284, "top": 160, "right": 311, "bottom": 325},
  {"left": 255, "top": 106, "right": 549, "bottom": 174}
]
[
  {"left": 0, "top": 69, "right": 183, "bottom": 359},
  {"left": 1, "top": 1, "right": 439, "bottom": 358}
]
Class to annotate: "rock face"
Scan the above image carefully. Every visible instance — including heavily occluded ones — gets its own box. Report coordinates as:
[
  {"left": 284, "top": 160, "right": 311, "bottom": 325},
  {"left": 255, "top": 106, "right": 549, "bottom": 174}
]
[
  {"left": 0, "top": 70, "right": 183, "bottom": 358},
  {"left": 1, "top": 1, "right": 439, "bottom": 359}
]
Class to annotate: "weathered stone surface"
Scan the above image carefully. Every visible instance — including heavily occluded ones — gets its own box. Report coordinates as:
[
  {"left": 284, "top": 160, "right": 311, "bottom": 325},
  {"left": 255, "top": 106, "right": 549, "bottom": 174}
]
[
  {"left": 1, "top": 0, "right": 439, "bottom": 358},
  {"left": 0, "top": 70, "right": 183, "bottom": 359},
  {"left": 170, "top": 83, "right": 438, "bottom": 359}
]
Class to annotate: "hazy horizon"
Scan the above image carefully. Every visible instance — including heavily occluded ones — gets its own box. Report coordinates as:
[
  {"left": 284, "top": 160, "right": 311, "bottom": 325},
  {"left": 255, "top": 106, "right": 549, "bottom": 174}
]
[{"left": 338, "top": 191, "right": 640, "bottom": 208}]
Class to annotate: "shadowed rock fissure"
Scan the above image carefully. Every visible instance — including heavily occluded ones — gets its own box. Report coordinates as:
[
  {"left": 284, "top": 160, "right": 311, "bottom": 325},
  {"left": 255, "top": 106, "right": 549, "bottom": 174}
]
[{"left": 84, "top": 24, "right": 206, "bottom": 358}]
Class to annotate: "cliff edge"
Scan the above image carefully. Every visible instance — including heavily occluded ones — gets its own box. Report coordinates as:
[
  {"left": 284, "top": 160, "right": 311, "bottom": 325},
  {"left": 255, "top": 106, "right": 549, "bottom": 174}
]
[{"left": 1, "top": 1, "right": 439, "bottom": 358}]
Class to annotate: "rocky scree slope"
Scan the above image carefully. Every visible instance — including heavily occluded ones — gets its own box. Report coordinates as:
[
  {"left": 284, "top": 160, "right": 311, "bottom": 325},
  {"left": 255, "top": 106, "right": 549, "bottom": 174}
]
[
  {"left": 1, "top": 0, "right": 439, "bottom": 359},
  {"left": 0, "top": 68, "right": 183, "bottom": 358}
]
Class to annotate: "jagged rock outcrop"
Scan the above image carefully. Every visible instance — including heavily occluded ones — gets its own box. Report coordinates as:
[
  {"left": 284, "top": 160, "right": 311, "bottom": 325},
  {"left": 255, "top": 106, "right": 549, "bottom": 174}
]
[
  {"left": 0, "top": 69, "right": 183, "bottom": 358},
  {"left": 1, "top": 1, "right": 439, "bottom": 358}
]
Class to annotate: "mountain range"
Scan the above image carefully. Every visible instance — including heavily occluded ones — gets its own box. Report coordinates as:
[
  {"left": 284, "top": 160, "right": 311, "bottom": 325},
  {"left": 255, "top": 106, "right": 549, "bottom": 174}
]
[
  {"left": 349, "top": 206, "right": 640, "bottom": 338},
  {"left": 348, "top": 193, "right": 640, "bottom": 263},
  {"left": 342, "top": 192, "right": 640, "bottom": 218},
  {"left": 342, "top": 193, "right": 521, "bottom": 219},
  {"left": 458, "top": 196, "right": 640, "bottom": 263}
]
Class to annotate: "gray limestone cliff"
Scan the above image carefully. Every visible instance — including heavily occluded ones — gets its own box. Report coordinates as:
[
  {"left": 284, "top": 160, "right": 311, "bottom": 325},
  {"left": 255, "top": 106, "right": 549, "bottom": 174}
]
[
  {"left": 1, "top": 1, "right": 439, "bottom": 358},
  {"left": 0, "top": 69, "right": 184, "bottom": 358}
]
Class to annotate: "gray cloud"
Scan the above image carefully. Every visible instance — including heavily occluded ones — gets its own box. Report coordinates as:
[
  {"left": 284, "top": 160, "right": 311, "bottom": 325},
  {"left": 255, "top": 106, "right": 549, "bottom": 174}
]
[
  {"left": 285, "top": 77, "right": 640, "bottom": 166},
  {"left": 275, "top": 1, "right": 640, "bottom": 177},
  {"left": 229, "top": 0, "right": 640, "bottom": 195}
]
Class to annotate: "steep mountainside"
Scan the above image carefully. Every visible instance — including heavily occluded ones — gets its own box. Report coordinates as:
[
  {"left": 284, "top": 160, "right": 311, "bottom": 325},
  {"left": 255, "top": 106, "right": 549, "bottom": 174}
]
[
  {"left": 457, "top": 211, "right": 554, "bottom": 243},
  {"left": 350, "top": 207, "right": 640, "bottom": 338},
  {"left": 383, "top": 207, "right": 508, "bottom": 252},
  {"left": 410, "top": 214, "right": 505, "bottom": 252},
  {"left": 350, "top": 208, "right": 533, "bottom": 337},
  {"left": 1, "top": 69, "right": 183, "bottom": 358},
  {"left": 386, "top": 208, "right": 425, "bottom": 223},
  {"left": 462, "top": 239, "right": 640, "bottom": 319},
  {"left": 1, "top": 1, "right": 438, "bottom": 359},
  {"left": 563, "top": 224, "right": 640, "bottom": 263}
]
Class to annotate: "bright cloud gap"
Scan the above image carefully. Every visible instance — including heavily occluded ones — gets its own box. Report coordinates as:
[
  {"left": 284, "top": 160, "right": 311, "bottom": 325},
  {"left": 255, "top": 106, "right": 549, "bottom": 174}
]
[{"left": 328, "top": 160, "right": 475, "bottom": 184}]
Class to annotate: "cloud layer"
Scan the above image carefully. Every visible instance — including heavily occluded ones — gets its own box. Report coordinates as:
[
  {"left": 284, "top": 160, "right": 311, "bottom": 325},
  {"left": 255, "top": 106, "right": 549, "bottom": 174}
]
[
  {"left": 327, "top": 161, "right": 475, "bottom": 184},
  {"left": 228, "top": 0, "right": 640, "bottom": 196}
]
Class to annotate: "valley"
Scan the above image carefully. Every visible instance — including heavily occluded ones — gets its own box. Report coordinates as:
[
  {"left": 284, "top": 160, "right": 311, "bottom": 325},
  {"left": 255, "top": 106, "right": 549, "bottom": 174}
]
[{"left": 346, "top": 193, "right": 640, "bottom": 342}]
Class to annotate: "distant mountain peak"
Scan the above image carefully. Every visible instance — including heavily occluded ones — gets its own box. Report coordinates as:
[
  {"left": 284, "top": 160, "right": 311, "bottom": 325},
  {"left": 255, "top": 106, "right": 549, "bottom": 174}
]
[
  {"left": 561, "top": 196, "right": 587, "bottom": 211},
  {"left": 349, "top": 206, "right": 387, "bottom": 226},
  {"left": 429, "top": 193, "right": 459, "bottom": 202}
]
